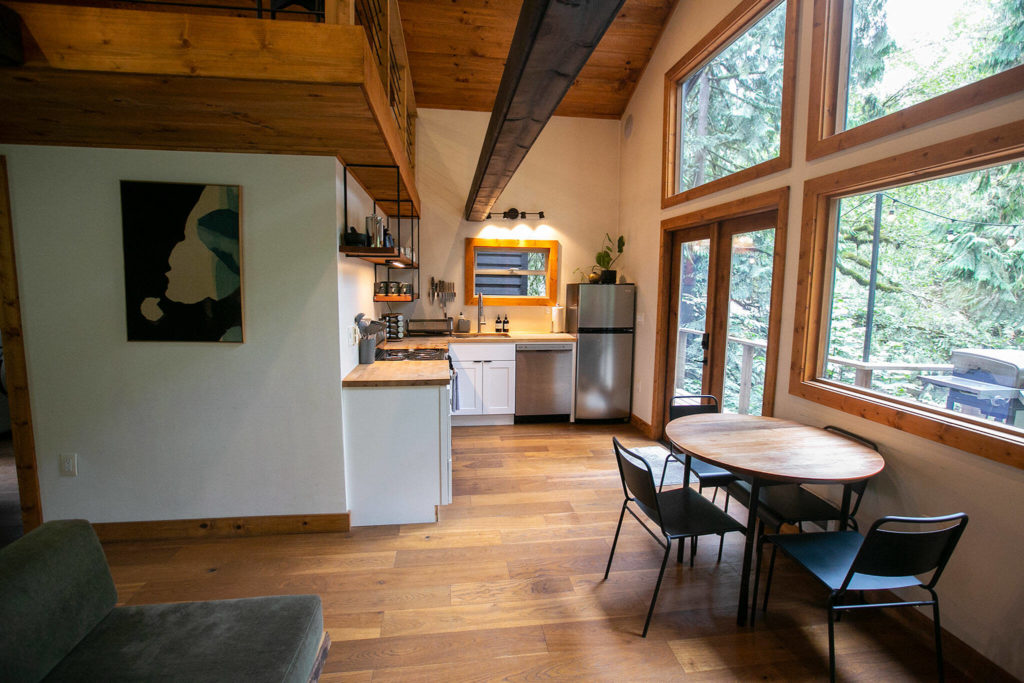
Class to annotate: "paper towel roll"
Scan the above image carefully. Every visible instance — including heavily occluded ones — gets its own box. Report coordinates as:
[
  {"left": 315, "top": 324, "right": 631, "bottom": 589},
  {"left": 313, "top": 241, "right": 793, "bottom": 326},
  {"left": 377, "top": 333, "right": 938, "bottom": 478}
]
[{"left": 551, "top": 305, "right": 565, "bottom": 333}]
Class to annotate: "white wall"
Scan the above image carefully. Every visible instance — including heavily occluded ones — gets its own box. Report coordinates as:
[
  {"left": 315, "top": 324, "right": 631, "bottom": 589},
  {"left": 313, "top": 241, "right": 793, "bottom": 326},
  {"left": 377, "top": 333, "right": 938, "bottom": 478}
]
[
  {"left": 617, "top": 0, "right": 1024, "bottom": 677},
  {"left": 409, "top": 109, "right": 622, "bottom": 332},
  {"left": 1, "top": 145, "right": 347, "bottom": 522}
]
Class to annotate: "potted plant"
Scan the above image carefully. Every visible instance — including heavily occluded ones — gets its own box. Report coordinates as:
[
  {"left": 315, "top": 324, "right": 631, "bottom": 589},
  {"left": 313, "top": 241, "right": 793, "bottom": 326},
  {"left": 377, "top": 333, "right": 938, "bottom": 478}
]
[{"left": 595, "top": 233, "right": 625, "bottom": 283}]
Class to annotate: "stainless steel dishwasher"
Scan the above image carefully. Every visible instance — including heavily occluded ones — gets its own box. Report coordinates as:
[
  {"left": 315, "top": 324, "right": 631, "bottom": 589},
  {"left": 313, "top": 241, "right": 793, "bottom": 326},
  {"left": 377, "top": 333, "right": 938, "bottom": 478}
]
[{"left": 514, "top": 343, "right": 574, "bottom": 422}]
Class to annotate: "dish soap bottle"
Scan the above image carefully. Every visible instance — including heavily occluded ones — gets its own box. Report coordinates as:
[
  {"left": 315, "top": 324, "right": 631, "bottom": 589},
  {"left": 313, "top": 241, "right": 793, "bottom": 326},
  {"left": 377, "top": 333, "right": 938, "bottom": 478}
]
[{"left": 503, "top": 314, "right": 509, "bottom": 333}]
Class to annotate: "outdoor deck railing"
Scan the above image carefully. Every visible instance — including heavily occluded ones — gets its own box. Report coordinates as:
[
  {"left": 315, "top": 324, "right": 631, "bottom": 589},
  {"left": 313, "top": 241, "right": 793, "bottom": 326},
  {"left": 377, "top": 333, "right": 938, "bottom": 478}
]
[{"left": 678, "top": 327, "right": 952, "bottom": 415}]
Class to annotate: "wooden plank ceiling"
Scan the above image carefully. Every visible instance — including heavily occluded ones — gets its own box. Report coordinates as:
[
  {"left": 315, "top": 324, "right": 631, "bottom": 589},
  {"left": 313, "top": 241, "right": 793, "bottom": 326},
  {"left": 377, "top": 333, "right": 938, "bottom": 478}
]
[
  {"left": 399, "top": 0, "right": 676, "bottom": 119},
  {"left": 0, "top": 1, "right": 419, "bottom": 216}
]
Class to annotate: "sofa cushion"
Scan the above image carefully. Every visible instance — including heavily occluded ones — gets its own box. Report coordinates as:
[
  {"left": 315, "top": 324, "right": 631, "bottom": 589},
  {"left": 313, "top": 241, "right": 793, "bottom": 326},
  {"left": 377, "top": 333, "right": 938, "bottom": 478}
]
[
  {"left": 0, "top": 520, "right": 117, "bottom": 682},
  {"left": 43, "top": 595, "right": 324, "bottom": 683}
]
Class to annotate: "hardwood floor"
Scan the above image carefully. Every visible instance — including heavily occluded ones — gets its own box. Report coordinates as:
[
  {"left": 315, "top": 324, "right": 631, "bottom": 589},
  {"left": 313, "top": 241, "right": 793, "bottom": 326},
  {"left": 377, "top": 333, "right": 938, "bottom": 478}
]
[{"left": 103, "top": 423, "right": 969, "bottom": 681}]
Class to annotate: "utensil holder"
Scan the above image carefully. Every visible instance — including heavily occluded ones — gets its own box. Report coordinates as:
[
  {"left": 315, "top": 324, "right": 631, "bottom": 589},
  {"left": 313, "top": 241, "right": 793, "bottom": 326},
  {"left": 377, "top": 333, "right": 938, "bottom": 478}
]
[{"left": 358, "top": 338, "right": 376, "bottom": 364}]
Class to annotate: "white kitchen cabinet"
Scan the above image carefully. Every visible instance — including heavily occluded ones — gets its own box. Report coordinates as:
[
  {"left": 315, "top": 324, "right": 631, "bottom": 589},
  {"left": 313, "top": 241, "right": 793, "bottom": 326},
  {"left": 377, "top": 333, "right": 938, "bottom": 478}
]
[
  {"left": 452, "top": 360, "right": 483, "bottom": 414},
  {"left": 482, "top": 360, "right": 515, "bottom": 414},
  {"left": 450, "top": 343, "right": 515, "bottom": 424}
]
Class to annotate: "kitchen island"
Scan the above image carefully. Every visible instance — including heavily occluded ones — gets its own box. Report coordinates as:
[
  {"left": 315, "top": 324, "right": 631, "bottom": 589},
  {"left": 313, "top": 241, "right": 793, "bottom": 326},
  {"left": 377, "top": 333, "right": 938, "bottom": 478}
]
[{"left": 342, "top": 360, "right": 452, "bottom": 526}]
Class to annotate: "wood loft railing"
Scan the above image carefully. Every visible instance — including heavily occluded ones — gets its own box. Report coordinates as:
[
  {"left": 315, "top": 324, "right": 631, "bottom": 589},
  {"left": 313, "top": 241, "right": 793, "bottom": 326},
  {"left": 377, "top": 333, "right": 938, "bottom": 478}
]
[
  {"left": 353, "top": 0, "right": 416, "bottom": 167},
  {"left": 0, "top": 0, "right": 419, "bottom": 216}
]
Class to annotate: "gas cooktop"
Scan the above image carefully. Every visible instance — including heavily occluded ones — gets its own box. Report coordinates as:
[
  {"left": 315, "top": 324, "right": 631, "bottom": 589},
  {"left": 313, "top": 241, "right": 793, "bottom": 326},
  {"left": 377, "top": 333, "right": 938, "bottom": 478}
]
[{"left": 376, "top": 348, "right": 448, "bottom": 361}]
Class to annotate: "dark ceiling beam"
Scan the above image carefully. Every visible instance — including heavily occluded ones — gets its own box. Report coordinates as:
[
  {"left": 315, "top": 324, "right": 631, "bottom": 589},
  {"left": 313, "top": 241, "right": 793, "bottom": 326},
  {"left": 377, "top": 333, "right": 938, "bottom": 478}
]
[{"left": 463, "top": 0, "right": 625, "bottom": 222}]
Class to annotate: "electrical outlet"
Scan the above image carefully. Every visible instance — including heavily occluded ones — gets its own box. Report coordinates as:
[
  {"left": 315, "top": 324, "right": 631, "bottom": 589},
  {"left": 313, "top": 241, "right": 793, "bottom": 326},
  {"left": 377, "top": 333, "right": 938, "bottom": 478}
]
[
  {"left": 348, "top": 325, "right": 360, "bottom": 346},
  {"left": 59, "top": 453, "right": 78, "bottom": 477}
]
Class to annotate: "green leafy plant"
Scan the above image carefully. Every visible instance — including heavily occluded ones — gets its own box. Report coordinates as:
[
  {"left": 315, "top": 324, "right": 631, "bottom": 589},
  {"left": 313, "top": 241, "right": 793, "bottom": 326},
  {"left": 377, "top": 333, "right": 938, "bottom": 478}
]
[{"left": 596, "top": 233, "right": 625, "bottom": 271}]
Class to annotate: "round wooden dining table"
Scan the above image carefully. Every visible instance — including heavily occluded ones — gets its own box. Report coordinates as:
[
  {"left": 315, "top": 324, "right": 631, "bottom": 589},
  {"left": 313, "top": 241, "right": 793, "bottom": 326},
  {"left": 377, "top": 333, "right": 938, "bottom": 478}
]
[{"left": 664, "top": 413, "right": 885, "bottom": 626}]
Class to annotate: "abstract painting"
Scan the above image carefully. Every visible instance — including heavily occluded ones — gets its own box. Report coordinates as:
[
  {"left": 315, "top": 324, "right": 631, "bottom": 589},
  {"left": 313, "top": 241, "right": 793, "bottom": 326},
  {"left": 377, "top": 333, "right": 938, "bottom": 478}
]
[{"left": 120, "top": 181, "right": 243, "bottom": 342}]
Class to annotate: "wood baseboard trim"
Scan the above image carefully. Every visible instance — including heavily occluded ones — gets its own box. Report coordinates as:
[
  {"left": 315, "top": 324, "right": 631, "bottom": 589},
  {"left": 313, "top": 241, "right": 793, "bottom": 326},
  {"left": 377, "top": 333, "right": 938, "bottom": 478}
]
[
  {"left": 629, "top": 413, "right": 656, "bottom": 440},
  {"left": 874, "top": 590, "right": 1016, "bottom": 682},
  {"left": 93, "top": 513, "right": 350, "bottom": 542}
]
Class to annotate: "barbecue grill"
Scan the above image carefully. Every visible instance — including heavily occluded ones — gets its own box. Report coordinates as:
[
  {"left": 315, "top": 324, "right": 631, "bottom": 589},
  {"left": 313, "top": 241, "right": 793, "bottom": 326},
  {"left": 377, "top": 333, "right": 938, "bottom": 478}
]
[{"left": 919, "top": 348, "right": 1024, "bottom": 426}]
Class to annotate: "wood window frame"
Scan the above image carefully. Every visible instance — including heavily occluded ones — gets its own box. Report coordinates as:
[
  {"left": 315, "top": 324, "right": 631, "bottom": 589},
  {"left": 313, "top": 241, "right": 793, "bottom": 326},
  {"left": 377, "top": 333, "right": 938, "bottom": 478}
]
[
  {"left": 662, "top": 0, "right": 799, "bottom": 209},
  {"left": 652, "top": 187, "right": 790, "bottom": 438},
  {"left": 791, "top": 121, "right": 1024, "bottom": 468},
  {"left": 806, "top": 0, "right": 1024, "bottom": 161},
  {"left": 464, "top": 238, "right": 559, "bottom": 307}
]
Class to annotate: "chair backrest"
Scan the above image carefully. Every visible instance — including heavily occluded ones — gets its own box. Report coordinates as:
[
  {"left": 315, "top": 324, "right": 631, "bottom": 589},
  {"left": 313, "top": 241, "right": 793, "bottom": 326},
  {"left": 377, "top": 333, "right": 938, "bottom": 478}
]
[
  {"left": 843, "top": 514, "right": 968, "bottom": 591},
  {"left": 611, "top": 437, "right": 663, "bottom": 526},
  {"left": 823, "top": 425, "right": 878, "bottom": 516},
  {"left": 669, "top": 394, "right": 719, "bottom": 421}
]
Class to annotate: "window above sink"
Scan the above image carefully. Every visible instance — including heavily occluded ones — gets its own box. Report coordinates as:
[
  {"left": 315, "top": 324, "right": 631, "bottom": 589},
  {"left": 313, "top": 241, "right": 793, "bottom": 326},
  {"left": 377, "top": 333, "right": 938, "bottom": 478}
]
[{"left": 464, "top": 238, "right": 559, "bottom": 307}]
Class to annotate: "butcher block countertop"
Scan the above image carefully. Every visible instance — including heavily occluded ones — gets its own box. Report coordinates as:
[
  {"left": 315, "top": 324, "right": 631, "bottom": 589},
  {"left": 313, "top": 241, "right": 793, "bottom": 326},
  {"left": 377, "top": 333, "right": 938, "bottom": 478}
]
[
  {"left": 343, "top": 360, "right": 451, "bottom": 387},
  {"left": 382, "top": 333, "right": 576, "bottom": 350}
]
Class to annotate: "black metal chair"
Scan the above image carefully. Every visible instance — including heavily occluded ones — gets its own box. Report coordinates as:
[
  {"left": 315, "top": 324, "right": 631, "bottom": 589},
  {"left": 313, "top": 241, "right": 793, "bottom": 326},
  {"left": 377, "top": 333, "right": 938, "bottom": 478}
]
[
  {"left": 663, "top": 395, "right": 737, "bottom": 506},
  {"left": 726, "top": 425, "right": 877, "bottom": 537},
  {"left": 753, "top": 513, "right": 968, "bottom": 682},
  {"left": 604, "top": 437, "right": 745, "bottom": 637}
]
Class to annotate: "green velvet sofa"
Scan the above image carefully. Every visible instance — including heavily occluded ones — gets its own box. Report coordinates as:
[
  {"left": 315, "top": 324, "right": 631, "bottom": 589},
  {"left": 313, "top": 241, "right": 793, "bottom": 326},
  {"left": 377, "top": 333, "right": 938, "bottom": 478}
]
[{"left": 0, "top": 519, "right": 330, "bottom": 683}]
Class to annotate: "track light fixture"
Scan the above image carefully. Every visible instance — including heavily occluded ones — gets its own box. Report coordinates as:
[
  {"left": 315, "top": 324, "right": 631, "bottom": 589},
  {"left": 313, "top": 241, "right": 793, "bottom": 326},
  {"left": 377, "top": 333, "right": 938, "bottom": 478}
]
[{"left": 485, "top": 208, "right": 545, "bottom": 220}]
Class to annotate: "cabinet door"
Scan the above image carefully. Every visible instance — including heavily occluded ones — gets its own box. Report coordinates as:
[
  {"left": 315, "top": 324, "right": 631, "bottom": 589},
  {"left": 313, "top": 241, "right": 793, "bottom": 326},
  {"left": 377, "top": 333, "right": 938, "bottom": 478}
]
[
  {"left": 452, "top": 361, "right": 483, "bottom": 415},
  {"left": 482, "top": 360, "right": 516, "bottom": 414}
]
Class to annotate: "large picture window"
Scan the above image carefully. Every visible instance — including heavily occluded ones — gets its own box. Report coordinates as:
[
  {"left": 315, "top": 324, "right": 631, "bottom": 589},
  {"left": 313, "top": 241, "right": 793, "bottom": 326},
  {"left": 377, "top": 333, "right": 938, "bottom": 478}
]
[
  {"left": 808, "top": 0, "right": 1024, "bottom": 159},
  {"left": 663, "top": 0, "right": 798, "bottom": 207},
  {"left": 792, "top": 122, "right": 1024, "bottom": 467}
]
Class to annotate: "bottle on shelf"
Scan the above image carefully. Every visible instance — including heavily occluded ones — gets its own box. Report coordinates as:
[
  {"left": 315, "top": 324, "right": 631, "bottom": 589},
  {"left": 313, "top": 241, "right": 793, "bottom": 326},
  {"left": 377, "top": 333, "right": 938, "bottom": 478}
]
[
  {"left": 495, "top": 315, "right": 501, "bottom": 332},
  {"left": 503, "top": 314, "right": 509, "bottom": 333}
]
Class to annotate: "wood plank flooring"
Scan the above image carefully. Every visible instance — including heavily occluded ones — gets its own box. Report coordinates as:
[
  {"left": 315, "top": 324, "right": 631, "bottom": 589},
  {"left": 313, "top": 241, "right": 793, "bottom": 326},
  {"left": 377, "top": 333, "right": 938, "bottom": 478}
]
[{"left": 103, "top": 423, "right": 971, "bottom": 681}]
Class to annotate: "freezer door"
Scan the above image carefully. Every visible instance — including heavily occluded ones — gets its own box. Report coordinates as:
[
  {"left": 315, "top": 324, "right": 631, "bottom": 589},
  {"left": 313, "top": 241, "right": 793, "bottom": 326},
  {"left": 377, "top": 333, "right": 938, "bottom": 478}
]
[
  {"left": 575, "top": 331, "right": 633, "bottom": 419},
  {"left": 577, "top": 284, "right": 635, "bottom": 329}
]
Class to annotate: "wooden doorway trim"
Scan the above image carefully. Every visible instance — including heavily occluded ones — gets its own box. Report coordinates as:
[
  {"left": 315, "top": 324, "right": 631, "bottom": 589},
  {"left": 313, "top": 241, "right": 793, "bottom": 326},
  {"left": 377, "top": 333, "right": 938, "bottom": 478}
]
[
  {"left": 0, "top": 156, "right": 42, "bottom": 532},
  {"left": 652, "top": 186, "right": 791, "bottom": 439}
]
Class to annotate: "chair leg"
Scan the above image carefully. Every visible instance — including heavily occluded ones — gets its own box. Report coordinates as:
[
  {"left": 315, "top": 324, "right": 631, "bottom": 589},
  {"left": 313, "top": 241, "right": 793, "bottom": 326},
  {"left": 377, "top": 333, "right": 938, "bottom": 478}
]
[
  {"left": 723, "top": 490, "right": 731, "bottom": 513},
  {"left": 762, "top": 543, "right": 778, "bottom": 613},
  {"left": 690, "top": 535, "right": 698, "bottom": 567},
  {"left": 710, "top": 486, "right": 718, "bottom": 504},
  {"left": 642, "top": 540, "right": 673, "bottom": 637},
  {"left": 827, "top": 602, "right": 837, "bottom": 683},
  {"left": 604, "top": 499, "right": 627, "bottom": 580},
  {"left": 930, "top": 592, "right": 945, "bottom": 683},
  {"left": 751, "top": 535, "right": 765, "bottom": 627},
  {"left": 717, "top": 533, "right": 724, "bottom": 563}
]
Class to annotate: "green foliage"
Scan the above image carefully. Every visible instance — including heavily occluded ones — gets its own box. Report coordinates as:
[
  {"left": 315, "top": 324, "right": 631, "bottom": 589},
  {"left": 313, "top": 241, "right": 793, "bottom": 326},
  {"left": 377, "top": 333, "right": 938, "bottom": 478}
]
[
  {"left": 845, "top": 0, "right": 1024, "bottom": 130},
  {"left": 595, "top": 233, "right": 625, "bottom": 270},
  {"left": 826, "top": 162, "right": 1024, "bottom": 404},
  {"left": 678, "top": 1, "right": 786, "bottom": 191}
]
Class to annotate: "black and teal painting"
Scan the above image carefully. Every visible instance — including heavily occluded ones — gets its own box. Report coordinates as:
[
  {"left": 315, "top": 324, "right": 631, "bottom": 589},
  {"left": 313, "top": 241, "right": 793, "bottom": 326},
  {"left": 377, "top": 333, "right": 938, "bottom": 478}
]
[{"left": 120, "top": 181, "right": 243, "bottom": 342}]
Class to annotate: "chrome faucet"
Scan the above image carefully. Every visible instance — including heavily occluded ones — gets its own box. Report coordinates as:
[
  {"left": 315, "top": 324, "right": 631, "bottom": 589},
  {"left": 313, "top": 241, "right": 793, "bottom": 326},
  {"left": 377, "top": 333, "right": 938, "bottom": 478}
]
[{"left": 477, "top": 292, "right": 486, "bottom": 333}]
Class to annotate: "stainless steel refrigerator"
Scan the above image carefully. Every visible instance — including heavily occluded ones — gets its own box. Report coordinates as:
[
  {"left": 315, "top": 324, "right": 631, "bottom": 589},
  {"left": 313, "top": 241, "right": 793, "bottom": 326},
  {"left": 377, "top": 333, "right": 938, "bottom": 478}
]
[{"left": 566, "top": 283, "right": 635, "bottom": 420}]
